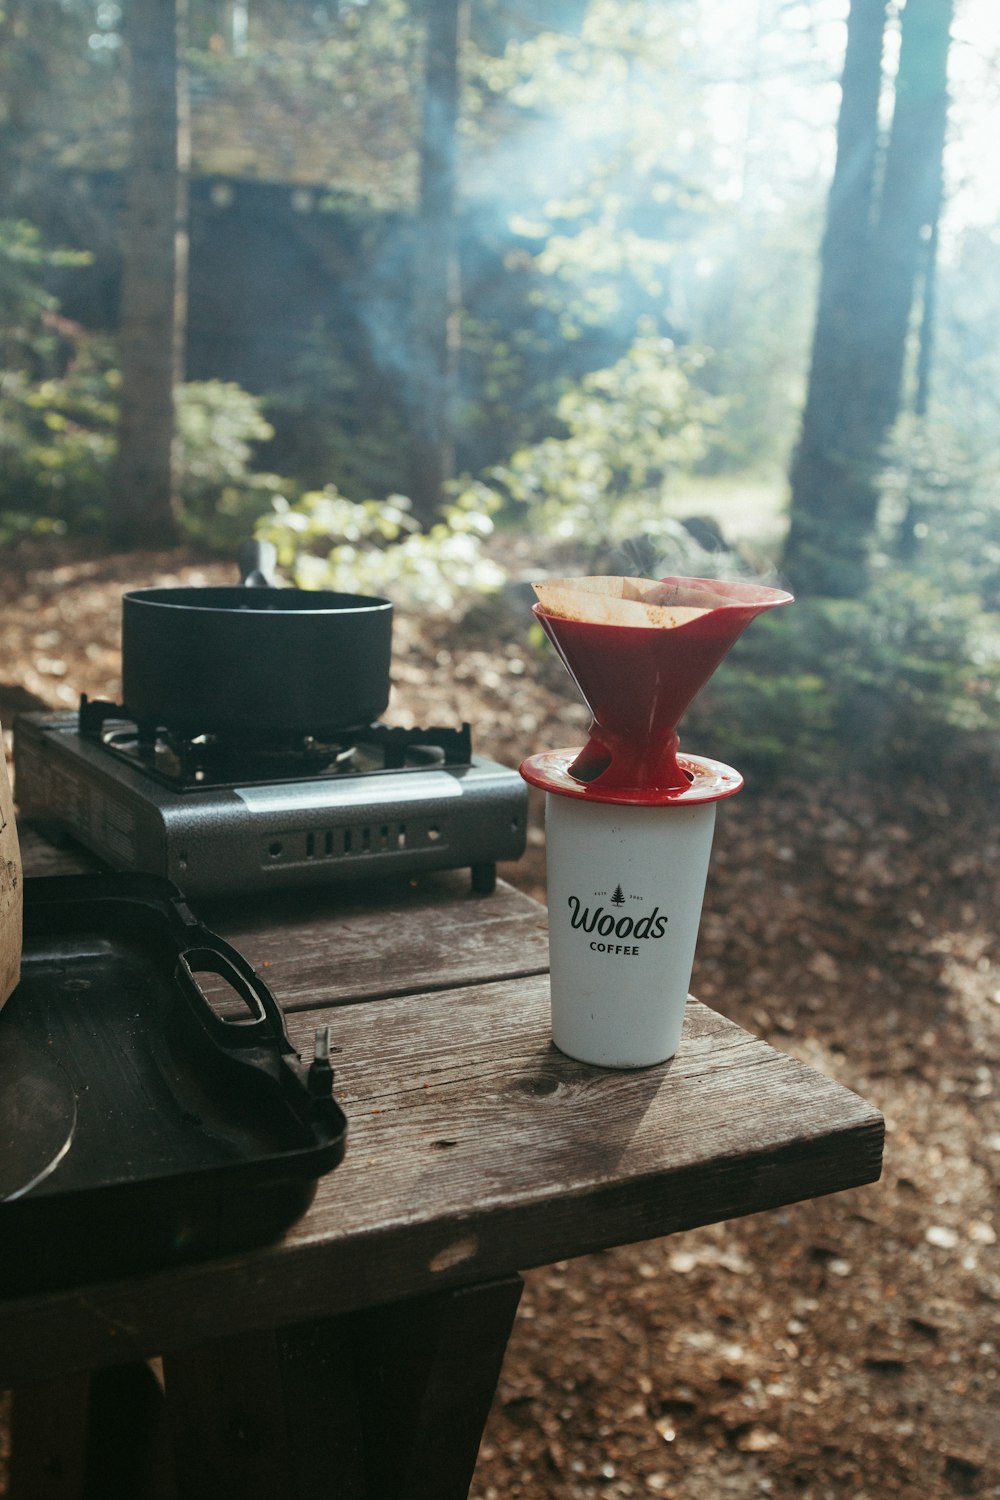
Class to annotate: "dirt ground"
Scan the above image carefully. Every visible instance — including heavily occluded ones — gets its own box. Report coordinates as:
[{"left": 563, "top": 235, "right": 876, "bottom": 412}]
[{"left": 1, "top": 541, "right": 997, "bottom": 1499}]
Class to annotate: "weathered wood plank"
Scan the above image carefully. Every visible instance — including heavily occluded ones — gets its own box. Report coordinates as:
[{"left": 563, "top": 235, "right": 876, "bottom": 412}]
[
  {"left": 160, "top": 1281, "right": 522, "bottom": 1500},
  {"left": 15, "top": 827, "right": 551, "bottom": 1005},
  {"left": 0, "top": 979, "right": 882, "bottom": 1387},
  {"left": 198, "top": 874, "right": 550, "bottom": 1008}
]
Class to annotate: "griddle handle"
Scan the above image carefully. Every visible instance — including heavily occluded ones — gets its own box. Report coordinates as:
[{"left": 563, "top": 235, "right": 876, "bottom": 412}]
[{"left": 176, "top": 940, "right": 294, "bottom": 1052}]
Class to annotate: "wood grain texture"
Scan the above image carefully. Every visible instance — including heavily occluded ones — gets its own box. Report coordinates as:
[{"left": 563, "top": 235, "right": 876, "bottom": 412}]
[
  {"left": 0, "top": 974, "right": 883, "bottom": 1387},
  {"left": 15, "top": 827, "right": 552, "bottom": 1005},
  {"left": 4, "top": 826, "right": 884, "bottom": 1391},
  {"left": 198, "top": 872, "right": 551, "bottom": 1008},
  {"left": 160, "top": 1281, "right": 523, "bottom": 1500}
]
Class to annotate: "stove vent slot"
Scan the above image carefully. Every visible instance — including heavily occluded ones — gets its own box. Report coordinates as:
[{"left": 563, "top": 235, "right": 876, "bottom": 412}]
[{"left": 294, "top": 820, "right": 445, "bottom": 863}]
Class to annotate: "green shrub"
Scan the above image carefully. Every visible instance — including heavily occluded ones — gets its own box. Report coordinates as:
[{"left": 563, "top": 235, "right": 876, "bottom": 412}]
[
  {"left": 472, "top": 329, "right": 725, "bottom": 544},
  {"left": 175, "top": 380, "right": 289, "bottom": 550},
  {"left": 881, "top": 417, "right": 1000, "bottom": 612},
  {"left": 255, "top": 483, "right": 504, "bottom": 611},
  {"left": 687, "top": 572, "right": 998, "bottom": 778},
  {"left": 0, "top": 348, "right": 120, "bottom": 539},
  {"left": 0, "top": 219, "right": 117, "bottom": 538},
  {"left": 261, "top": 319, "right": 413, "bottom": 500},
  {"left": 0, "top": 220, "right": 291, "bottom": 546}
]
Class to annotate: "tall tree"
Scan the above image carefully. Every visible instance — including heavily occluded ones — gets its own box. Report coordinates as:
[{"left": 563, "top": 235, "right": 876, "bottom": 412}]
[
  {"left": 784, "top": 0, "right": 954, "bottom": 597},
  {"left": 407, "top": 0, "right": 467, "bottom": 527},
  {"left": 110, "top": 0, "right": 191, "bottom": 548}
]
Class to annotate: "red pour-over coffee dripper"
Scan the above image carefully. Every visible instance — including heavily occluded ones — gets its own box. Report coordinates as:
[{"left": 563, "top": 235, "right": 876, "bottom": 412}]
[{"left": 521, "top": 575, "right": 793, "bottom": 805}]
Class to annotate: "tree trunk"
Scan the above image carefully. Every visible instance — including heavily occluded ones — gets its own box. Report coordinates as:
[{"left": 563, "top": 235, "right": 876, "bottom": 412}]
[
  {"left": 783, "top": 0, "right": 889, "bottom": 596},
  {"left": 784, "top": 0, "right": 953, "bottom": 597},
  {"left": 864, "top": 0, "right": 953, "bottom": 429},
  {"left": 110, "top": 0, "right": 190, "bottom": 549},
  {"left": 408, "top": 0, "right": 466, "bottom": 528}
]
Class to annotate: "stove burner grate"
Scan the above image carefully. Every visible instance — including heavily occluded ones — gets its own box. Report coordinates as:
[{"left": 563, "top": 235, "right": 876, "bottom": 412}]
[{"left": 78, "top": 696, "right": 474, "bottom": 791}]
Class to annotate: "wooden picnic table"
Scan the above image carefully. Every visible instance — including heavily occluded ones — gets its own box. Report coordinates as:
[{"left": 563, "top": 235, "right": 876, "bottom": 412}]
[{"left": 2, "top": 829, "right": 884, "bottom": 1499}]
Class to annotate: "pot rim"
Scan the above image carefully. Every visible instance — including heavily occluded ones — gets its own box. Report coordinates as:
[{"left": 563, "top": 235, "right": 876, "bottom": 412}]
[{"left": 123, "top": 586, "right": 393, "bottom": 616}]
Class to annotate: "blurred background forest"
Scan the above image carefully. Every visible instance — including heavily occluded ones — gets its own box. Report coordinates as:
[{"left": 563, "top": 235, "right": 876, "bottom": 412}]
[
  {"left": 2, "top": 5, "right": 1000, "bottom": 1498},
  {"left": 1, "top": 0, "right": 998, "bottom": 780}
]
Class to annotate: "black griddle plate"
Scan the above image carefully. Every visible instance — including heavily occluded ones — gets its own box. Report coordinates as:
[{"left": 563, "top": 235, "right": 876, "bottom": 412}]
[{"left": 0, "top": 874, "right": 347, "bottom": 1296}]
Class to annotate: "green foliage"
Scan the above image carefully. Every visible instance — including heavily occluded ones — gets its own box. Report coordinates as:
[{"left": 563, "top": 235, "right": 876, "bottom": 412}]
[
  {"left": 880, "top": 416, "right": 1000, "bottom": 611},
  {"left": 684, "top": 206, "right": 822, "bottom": 475},
  {"left": 262, "top": 319, "right": 412, "bottom": 501},
  {"left": 468, "top": 330, "right": 725, "bottom": 543},
  {"left": 681, "top": 420, "right": 1000, "bottom": 780},
  {"left": 0, "top": 221, "right": 290, "bottom": 545},
  {"left": 175, "top": 381, "right": 288, "bottom": 549},
  {"left": 254, "top": 485, "right": 504, "bottom": 611},
  {"left": 687, "top": 572, "right": 998, "bottom": 779},
  {"left": 0, "top": 220, "right": 88, "bottom": 358},
  {"left": 472, "top": 0, "right": 702, "bottom": 333},
  {"left": 457, "top": 0, "right": 729, "bottom": 481},
  {"left": 933, "top": 229, "right": 1000, "bottom": 466},
  {"left": 0, "top": 355, "right": 119, "bottom": 539},
  {"left": 0, "top": 219, "right": 117, "bottom": 538}
]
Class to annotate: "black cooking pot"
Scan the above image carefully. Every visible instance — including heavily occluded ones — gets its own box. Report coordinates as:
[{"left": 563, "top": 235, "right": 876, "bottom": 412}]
[{"left": 122, "top": 545, "right": 393, "bottom": 740}]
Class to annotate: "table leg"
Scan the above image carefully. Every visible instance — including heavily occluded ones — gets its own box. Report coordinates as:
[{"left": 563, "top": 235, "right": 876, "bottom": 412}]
[
  {"left": 353, "top": 1275, "right": 524, "bottom": 1500},
  {"left": 8, "top": 1374, "right": 90, "bottom": 1500},
  {"left": 9, "top": 1362, "right": 172, "bottom": 1500},
  {"left": 160, "top": 1275, "right": 523, "bottom": 1500},
  {"left": 162, "top": 1323, "right": 364, "bottom": 1500}
]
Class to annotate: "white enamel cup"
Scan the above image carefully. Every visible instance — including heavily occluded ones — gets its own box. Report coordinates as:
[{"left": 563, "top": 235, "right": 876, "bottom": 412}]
[{"left": 544, "top": 791, "right": 717, "bottom": 1068}]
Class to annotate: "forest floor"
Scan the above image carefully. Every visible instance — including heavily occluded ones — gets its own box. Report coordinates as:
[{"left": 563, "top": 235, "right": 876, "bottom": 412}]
[{"left": 0, "top": 539, "right": 998, "bottom": 1500}]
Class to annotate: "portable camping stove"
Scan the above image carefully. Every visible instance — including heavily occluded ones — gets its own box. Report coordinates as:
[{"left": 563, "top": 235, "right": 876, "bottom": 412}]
[{"left": 13, "top": 698, "right": 527, "bottom": 897}]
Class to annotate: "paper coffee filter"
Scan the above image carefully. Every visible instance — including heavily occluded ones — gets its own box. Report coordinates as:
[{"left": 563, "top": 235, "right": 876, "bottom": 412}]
[
  {"left": 532, "top": 575, "right": 786, "bottom": 628},
  {"left": 533, "top": 577, "right": 705, "bottom": 629}
]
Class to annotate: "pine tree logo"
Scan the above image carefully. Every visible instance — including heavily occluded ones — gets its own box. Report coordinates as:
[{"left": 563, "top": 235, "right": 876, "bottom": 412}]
[{"left": 610, "top": 884, "right": 626, "bottom": 906}]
